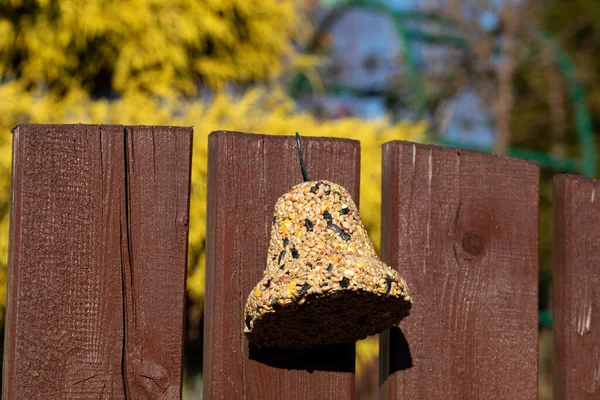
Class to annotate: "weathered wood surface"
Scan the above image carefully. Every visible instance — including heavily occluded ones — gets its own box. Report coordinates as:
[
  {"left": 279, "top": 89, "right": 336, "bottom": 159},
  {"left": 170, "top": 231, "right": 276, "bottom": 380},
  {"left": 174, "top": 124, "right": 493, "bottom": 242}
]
[
  {"left": 553, "top": 174, "right": 600, "bottom": 399},
  {"left": 379, "top": 141, "right": 539, "bottom": 399},
  {"left": 204, "top": 131, "right": 358, "bottom": 400},
  {"left": 3, "top": 124, "right": 192, "bottom": 399}
]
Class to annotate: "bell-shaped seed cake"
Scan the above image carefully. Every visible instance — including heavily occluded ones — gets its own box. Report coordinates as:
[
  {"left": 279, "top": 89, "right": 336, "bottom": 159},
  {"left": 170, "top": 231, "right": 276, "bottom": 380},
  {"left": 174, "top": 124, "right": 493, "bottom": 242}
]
[{"left": 244, "top": 180, "right": 412, "bottom": 348}]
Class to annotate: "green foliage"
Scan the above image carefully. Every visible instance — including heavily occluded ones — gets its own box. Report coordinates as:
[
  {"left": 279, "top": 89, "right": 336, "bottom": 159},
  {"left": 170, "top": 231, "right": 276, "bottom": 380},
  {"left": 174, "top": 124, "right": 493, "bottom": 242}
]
[
  {"left": 543, "top": 0, "right": 600, "bottom": 155},
  {"left": 508, "top": 2, "right": 600, "bottom": 313}
]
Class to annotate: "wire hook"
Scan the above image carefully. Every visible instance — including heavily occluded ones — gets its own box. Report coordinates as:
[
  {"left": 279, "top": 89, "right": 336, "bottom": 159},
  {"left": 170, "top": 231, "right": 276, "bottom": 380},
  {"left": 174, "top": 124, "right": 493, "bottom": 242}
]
[{"left": 295, "top": 132, "right": 310, "bottom": 182}]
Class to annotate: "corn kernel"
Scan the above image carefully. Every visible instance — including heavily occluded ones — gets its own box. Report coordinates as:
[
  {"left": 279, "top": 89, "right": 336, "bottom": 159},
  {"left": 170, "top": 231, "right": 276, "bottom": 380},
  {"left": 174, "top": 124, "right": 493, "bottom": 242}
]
[
  {"left": 287, "top": 279, "right": 297, "bottom": 297},
  {"left": 281, "top": 219, "right": 292, "bottom": 233}
]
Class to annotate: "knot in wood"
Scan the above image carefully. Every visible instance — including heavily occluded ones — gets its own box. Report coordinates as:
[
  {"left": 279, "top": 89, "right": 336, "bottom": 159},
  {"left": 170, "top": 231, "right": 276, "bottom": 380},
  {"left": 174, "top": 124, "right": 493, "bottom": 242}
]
[{"left": 462, "top": 231, "right": 484, "bottom": 256}]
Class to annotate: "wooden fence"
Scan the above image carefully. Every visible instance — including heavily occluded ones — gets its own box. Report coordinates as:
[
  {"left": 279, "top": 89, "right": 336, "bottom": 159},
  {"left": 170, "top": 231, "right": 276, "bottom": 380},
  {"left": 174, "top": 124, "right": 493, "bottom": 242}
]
[
  {"left": 1, "top": 125, "right": 599, "bottom": 399},
  {"left": 3, "top": 125, "right": 192, "bottom": 399}
]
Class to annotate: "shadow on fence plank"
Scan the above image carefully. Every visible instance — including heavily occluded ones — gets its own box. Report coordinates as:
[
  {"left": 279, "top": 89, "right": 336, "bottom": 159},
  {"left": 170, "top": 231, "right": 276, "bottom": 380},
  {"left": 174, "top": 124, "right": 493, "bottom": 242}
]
[
  {"left": 249, "top": 342, "right": 354, "bottom": 373},
  {"left": 379, "top": 326, "right": 412, "bottom": 387}
]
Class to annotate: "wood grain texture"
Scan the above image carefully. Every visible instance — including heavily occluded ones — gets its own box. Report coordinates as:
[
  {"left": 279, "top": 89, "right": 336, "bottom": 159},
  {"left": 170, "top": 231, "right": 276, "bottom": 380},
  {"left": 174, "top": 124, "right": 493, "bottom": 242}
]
[
  {"left": 379, "top": 141, "right": 539, "bottom": 400},
  {"left": 204, "top": 131, "right": 358, "bottom": 400},
  {"left": 553, "top": 174, "right": 600, "bottom": 399},
  {"left": 2, "top": 124, "right": 191, "bottom": 399}
]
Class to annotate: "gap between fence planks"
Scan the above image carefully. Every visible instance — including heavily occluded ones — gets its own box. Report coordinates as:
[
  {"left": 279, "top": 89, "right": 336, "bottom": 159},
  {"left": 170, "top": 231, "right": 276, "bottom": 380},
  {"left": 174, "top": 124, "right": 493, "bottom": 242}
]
[
  {"left": 204, "top": 131, "right": 358, "bottom": 400},
  {"left": 2, "top": 124, "right": 192, "bottom": 399},
  {"left": 379, "top": 141, "right": 539, "bottom": 399},
  {"left": 553, "top": 174, "right": 600, "bottom": 399}
]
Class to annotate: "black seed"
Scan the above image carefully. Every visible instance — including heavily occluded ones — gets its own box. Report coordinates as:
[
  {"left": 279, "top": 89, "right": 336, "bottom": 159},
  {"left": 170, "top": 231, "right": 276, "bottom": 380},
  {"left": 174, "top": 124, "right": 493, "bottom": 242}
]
[
  {"left": 340, "top": 277, "right": 350, "bottom": 289},
  {"left": 323, "top": 183, "right": 331, "bottom": 195},
  {"left": 283, "top": 238, "right": 289, "bottom": 247},
  {"left": 341, "top": 207, "right": 349, "bottom": 215},
  {"left": 299, "top": 284, "right": 311, "bottom": 296},
  {"left": 334, "top": 191, "right": 341, "bottom": 197},
  {"left": 264, "top": 279, "right": 271, "bottom": 289},
  {"left": 386, "top": 277, "right": 394, "bottom": 294},
  {"left": 245, "top": 314, "right": 252, "bottom": 329},
  {"left": 271, "top": 300, "right": 281, "bottom": 310},
  {"left": 291, "top": 248, "right": 299, "bottom": 259},
  {"left": 327, "top": 263, "right": 333, "bottom": 273},
  {"left": 279, "top": 263, "right": 285, "bottom": 270},
  {"left": 310, "top": 181, "right": 324, "bottom": 194},
  {"left": 328, "top": 223, "right": 342, "bottom": 234},
  {"left": 340, "top": 231, "right": 351, "bottom": 241},
  {"left": 278, "top": 250, "right": 286, "bottom": 265},
  {"left": 304, "top": 219, "right": 314, "bottom": 231},
  {"left": 273, "top": 216, "right": 276, "bottom": 225},
  {"left": 323, "top": 210, "right": 333, "bottom": 223}
]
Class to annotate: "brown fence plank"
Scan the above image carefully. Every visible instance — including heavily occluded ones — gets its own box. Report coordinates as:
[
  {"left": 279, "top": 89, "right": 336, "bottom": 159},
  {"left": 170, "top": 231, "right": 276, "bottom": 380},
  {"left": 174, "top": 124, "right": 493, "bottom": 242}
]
[
  {"left": 379, "top": 141, "right": 539, "bottom": 399},
  {"left": 553, "top": 174, "right": 600, "bottom": 399},
  {"left": 2, "top": 124, "right": 191, "bottom": 399},
  {"left": 204, "top": 131, "right": 358, "bottom": 400},
  {"left": 122, "top": 126, "right": 192, "bottom": 397}
]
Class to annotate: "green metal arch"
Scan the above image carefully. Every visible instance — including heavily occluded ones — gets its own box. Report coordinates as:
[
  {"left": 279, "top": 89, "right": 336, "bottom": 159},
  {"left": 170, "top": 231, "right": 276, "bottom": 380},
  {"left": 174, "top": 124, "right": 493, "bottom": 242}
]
[{"left": 291, "top": 0, "right": 596, "bottom": 177}]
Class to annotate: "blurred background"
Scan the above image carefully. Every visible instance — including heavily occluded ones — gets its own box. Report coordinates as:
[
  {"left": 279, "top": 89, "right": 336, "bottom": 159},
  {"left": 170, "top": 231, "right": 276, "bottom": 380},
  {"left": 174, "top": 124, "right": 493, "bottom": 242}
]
[{"left": 0, "top": 0, "right": 598, "bottom": 398}]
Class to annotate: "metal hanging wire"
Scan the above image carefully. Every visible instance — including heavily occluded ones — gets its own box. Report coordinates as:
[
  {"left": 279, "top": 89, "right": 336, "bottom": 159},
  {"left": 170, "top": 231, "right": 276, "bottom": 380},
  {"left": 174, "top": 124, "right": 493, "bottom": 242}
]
[{"left": 296, "top": 132, "right": 311, "bottom": 182}]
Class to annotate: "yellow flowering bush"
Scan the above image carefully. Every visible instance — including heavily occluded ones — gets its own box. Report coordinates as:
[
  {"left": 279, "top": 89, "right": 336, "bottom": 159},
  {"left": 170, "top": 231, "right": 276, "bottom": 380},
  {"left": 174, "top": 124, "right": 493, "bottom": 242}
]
[
  {"left": 0, "top": 83, "right": 424, "bottom": 306},
  {"left": 0, "top": 0, "right": 299, "bottom": 94}
]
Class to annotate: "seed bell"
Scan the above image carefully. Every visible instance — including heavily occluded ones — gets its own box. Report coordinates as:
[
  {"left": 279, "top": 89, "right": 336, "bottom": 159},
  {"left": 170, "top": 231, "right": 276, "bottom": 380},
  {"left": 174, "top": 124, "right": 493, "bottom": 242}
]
[
  {"left": 244, "top": 176, "right": 412, "bottom": 349},
  {"left": 244, "top": 134, "right": 412, "bottom": 349}
]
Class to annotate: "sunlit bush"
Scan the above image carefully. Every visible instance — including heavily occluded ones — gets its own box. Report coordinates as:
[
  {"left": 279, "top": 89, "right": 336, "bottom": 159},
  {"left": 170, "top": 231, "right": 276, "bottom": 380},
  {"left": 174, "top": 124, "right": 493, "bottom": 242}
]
[{"left": 0, "top": 0, "right": 300, "bottom": 94}]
